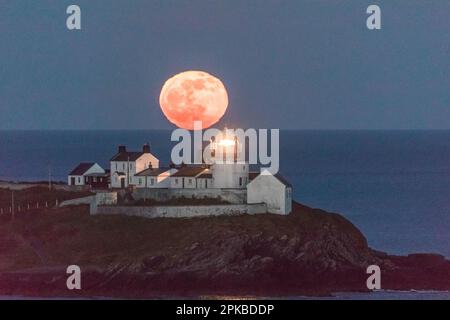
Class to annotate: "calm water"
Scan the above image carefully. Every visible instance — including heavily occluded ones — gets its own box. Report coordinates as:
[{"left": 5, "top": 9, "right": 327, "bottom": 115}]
[{"left": 0, "top": 130, "right": 449, "bottom": 258}]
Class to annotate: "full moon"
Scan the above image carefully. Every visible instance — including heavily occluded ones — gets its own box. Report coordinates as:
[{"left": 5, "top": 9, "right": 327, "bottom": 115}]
[{"left": 159, "top": 70, "right": 228, "bottom": 130}]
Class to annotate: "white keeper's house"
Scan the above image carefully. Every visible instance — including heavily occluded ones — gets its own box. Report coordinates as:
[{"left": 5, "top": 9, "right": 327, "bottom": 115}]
[{"left": 110, "top": 144, "right": 159, "bottom": 188}]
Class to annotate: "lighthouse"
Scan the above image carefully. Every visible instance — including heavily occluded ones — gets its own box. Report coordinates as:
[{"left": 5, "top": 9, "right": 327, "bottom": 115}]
[{"left": 210, "top": 130, "right": 249, "bottom": 189}]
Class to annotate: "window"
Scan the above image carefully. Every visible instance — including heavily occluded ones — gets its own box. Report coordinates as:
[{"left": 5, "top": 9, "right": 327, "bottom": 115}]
[
  {"left": 139, "top": 178, "right": 142, "bottom": 185},
  {"left": 78, "top": 177, "right": 81, "bottom": 183},
  {"left": 151, "top": 178, "right": 155, "bottom": 185},
  {"left": 93, "top": 177, "right": 97, "bottom": 182},
  {"left": 115, "top": 163, "right": 118, "bottom": 170},
  {"left": 239, "top": 177, "right": 242, "bottom": 186},
  {"left": 122, "top": 163, "right": 125, "bottom": 170},
  {"left": 175, "top": 178, "right": 179, "bottom": 184},
  {"left": 188, "top": 178, "right": 192, "bottom": 184},
  {"left": 130, "top": 163, "right": 133, "bottom": 169}
]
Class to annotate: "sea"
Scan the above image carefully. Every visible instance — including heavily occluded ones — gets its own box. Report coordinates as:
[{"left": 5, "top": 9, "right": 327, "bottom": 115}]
[{"left": 0, "top": 130, "right": 449, "bottom": 259}]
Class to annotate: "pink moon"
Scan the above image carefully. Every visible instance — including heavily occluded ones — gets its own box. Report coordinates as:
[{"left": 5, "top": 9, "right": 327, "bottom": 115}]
[{"left": 159, "top": 70, "right": 228, "bottom": 130}]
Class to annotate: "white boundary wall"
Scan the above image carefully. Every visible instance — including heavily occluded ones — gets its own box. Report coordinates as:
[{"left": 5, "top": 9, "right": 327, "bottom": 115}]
[{"left": 93, "top": 203, "right": 267, "bottom": 218}]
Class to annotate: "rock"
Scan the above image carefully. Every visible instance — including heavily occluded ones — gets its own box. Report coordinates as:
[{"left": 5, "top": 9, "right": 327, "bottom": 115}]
[{"left": 142, "top": 255, "right": 165, "bottom": 269}]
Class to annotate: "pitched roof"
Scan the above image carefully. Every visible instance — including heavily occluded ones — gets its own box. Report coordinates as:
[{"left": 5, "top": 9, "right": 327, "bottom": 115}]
[
  {"left": 198, "top": 173, "right": 212, "bottom": 179},
  {"left": 69, "top": 163, "right": 97, "bottom": 176},
  {"left": 274, "top": 173, "right": 292, "bottom": 188},
  {"left": 135, "top": 167, "right": 171, "bottom": 177},
  {"left": 248, "top": 171, "right": 292, "bottom": 188},
  {"left": 171, "top": 166, "right": 207, "bottom": 177},
  {"left": 110, "top": 151, "right": 144, "bottom": 162}
]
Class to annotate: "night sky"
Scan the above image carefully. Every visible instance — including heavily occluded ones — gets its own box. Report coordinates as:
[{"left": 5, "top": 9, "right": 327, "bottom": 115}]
[{"left": 0, "top": 0, "right": 448, "bottom": 130}]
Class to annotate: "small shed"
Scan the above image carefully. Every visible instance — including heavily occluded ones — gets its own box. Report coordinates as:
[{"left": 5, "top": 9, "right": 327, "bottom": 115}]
[{"left": 246, "top": 171, "right": 292, "bottom": 215}]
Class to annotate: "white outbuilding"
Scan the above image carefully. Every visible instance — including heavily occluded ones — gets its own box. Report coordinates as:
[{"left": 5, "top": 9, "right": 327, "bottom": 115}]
[
  {"left": 135, "top": 167, "right": 178, "bottom": 188},
  {"left": 247, "top": 171, "right": 293, "bottom": 215},
  {"left": 68, "top": 162, "right": 105, "bottom": 186}
]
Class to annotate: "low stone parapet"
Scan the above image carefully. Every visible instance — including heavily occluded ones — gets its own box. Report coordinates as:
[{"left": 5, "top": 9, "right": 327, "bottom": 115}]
[{"left": 93, "top": 203, "right": 267, "bottom": 218}]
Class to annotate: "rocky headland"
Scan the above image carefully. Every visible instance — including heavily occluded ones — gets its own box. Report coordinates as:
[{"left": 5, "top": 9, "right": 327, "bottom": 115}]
[{"left": 0, "top": 187, "right": 449, "bottom": 298}]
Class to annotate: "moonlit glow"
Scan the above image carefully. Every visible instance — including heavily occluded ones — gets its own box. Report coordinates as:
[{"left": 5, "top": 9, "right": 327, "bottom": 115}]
[
  {"left": 159, "top": 70, "right": 228, "bottom": 130},
  {"left": 218, "top": 139, "right": 236, "bottom": 146}
]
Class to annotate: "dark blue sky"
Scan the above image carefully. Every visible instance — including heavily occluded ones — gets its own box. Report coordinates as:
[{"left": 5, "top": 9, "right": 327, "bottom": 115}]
[{"left": 0, "top": 0, "right": 448, "bottom": 130}]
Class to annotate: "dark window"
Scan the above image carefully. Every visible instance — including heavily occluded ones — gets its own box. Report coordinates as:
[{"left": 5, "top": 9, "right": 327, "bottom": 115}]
[{"left": 239, "top": 177, "right": 242, "bottom": 186}]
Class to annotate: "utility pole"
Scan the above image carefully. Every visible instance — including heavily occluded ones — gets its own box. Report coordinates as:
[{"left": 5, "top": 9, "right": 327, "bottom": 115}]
[
  {"left": 11, "top": 190, "right": 15, "bottom": 220},
  {"left": 48, "top": 163, "right": 52, "bottom": 190}
]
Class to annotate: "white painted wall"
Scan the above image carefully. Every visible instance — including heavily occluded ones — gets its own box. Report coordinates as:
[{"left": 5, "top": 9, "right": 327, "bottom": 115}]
[
  {"left": 110, "top": 153, "right": 159, "bottom": 188},
  {"left": 169, "top": 173, "right": 201, "bottom": 189},
  {"left": 93, "top": 203, "right": 267, "bottom": 218},
  {"left": 247, "top": 173, "right": 292, "bottom": 215},
  {"left": 68, "top": 163, "right": 104, "bottom": 186},
  {"left": 68, "top": 175, "right": 84, "bottom": 186},
  {"left": 197, "top": 178, "right": 213, "bottom": 189},
  {"left": 136, "top": 168, "right": 177, "bottom": 188},
  {"left": 212, "top": 163, "right": 248, "bottom": 188}
]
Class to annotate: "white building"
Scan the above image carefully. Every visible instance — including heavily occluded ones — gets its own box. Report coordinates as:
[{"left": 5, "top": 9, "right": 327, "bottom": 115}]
[
  {"left": 170, "top": 166, "right": 209, "bottom": 189},
  {"left": 247, "top": 171, "right": 293, "bottom": 215},
  {"left": 68, "top": 162, "right": 105, "bottom": 186},
  {"left": 110, "top": 144, "right": 159, "bottom": 188},
  {"left": 197, "top": 172, "right": 213, "bottom": 189},
  {"left": 135, "top": 167, "right": 178, "bottom": 188}
]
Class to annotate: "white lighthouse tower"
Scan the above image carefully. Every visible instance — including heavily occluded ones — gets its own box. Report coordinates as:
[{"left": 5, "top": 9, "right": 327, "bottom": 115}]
[{"left": 210, "top": 130, "right": 249, "bottom": 189}]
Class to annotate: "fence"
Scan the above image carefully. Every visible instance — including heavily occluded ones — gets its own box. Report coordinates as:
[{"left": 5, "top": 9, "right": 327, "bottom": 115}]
[{"left": 0, "top": 199, "right": 60, "bottom": 217}]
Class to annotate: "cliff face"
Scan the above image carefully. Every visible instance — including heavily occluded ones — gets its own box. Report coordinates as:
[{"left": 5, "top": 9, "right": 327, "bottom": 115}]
[{"left": 0, "top": 199, "right": 450, "bottom": 298}]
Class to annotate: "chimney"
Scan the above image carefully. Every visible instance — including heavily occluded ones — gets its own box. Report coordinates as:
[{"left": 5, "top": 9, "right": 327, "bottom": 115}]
[
  {"left": 118, "top": 145, "right": 126, "bottom": 153},
  {"left": 142, "top": 143, "right": 150, "bottom": 153}
]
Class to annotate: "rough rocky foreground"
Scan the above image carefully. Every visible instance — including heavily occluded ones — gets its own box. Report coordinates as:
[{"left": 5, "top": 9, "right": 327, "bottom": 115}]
[{"left": 0, "top": 200, "right": 450, "bottom": 298}]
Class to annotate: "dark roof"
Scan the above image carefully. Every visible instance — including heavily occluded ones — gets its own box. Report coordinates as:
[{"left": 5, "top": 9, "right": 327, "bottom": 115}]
[
  {"left": 274, "top": 173, "right": 292, "bottom": 188},
  {"left": 110, "top": 151, "right": 144, "bottom": 161},
  {"left": 112, "top": 171, "right": 126, "bottom": 176},
  {"left": 172, "top": 166, "right": 207, "bottom": 177},
  {"left": 69, "top": 163, "right": 97, "bottom": 176},
  {"left": 248, "top": 171, "right": 292, "bottom": 188},
  {"left": 135, "top": 167, "right": 171, "bottom": 177},
  {"left": 198, "top": 173, "right": 212, "bottom": 179},
  {"left": 248, "top": 172, "right": 260, "bottom": 180},
  {"left": 85, "top": 172, "right": 110, "bottom": 177}
]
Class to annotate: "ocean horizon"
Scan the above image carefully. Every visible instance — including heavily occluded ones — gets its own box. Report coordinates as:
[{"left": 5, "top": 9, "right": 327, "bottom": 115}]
[{"left": 1, "top": 129, "right": 449, "bottom": 259}]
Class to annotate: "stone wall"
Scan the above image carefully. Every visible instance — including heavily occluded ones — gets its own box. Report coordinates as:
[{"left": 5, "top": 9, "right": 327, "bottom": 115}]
[
  {"left": 93, "top": 203, "right": 267, "bottom": 218},
  {"left": 90, "top": 192, "right": 118, "bottom": 214},
  {"left": 59, "top": 195, "right": 96, "bottom": 207},
  {"left": 132, "top": 188, "right": 247, "bottom": 204}
]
